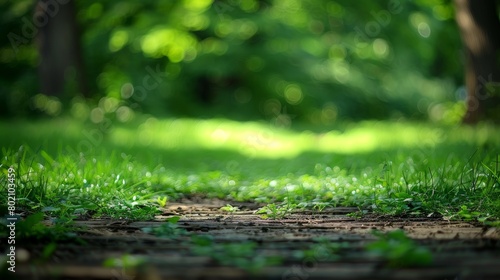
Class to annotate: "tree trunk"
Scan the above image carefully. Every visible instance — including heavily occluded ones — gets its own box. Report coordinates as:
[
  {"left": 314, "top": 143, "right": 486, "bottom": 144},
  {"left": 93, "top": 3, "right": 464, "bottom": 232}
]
[
  {"left": 36, "top": 0, "right": 87, "bottom": 98},
  {"left": 454, "top": 0, "right": 500, "bottom": 124}
]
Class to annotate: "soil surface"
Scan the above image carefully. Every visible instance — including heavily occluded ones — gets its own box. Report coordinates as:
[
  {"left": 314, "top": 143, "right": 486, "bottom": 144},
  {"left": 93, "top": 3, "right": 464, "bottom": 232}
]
[{"left": 7, "top": 198, "right": 500, "bottom": 280}]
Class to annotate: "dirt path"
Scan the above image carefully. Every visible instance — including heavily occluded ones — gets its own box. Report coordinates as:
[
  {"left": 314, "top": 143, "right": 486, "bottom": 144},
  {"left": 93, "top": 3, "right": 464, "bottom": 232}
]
[{"left": 10, "top": 199, "right": 500, "bottom": 280}]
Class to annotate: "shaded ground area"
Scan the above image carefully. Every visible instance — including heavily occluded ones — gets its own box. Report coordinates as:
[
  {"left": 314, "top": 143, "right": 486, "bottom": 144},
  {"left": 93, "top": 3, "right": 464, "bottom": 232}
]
[{"left": 9, "top": 199, "right": 500, "bottom": 280}]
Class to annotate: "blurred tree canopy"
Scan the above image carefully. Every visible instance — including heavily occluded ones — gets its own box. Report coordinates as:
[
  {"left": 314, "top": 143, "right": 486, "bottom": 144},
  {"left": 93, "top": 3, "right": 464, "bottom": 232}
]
[{"left": 1, "top": 0, "right": 477, "bottom": 124}]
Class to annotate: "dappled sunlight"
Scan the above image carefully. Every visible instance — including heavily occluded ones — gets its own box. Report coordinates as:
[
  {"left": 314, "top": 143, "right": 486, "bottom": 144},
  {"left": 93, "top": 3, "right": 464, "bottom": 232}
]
[
  {"left": 104, "top": 118, "right": 498, "bottom": 158},
  {"left": 2, "top": 117, "right": 497, "bottom": 160},
  {"left": 109, "top": 118, "right": 302, "bottom": 158},
  {"left": 140, "top": 28, "right": 198, "bottom": 61}
]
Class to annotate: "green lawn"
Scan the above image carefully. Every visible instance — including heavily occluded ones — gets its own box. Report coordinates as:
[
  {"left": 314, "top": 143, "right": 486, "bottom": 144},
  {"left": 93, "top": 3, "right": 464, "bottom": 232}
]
[{"left": 1, "top": 117, "right": 499, "bottom": 224}]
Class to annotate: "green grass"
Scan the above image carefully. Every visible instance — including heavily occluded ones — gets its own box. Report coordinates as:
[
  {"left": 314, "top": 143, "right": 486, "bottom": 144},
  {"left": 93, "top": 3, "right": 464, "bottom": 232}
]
[{"left": 0, "top": 116, "right": 499, "bottom": 225}]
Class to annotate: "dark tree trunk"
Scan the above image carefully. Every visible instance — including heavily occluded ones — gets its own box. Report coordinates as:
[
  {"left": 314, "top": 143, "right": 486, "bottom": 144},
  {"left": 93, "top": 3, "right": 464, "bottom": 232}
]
[
  {"left": 36, "top": 0, "right": 87, "bottom": 98},
  {"left": 454, "top": 0, "right": 500, "bottom": 124}
]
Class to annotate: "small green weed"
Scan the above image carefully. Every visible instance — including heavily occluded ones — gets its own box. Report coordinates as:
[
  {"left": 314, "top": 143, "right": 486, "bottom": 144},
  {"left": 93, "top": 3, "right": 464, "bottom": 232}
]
[
  {"left": 366, "top": 230, "right": 433, "bottom": 268},
  {"left": 103, "top": 254, "right": 145, "bottom": 269},
  {"left": 191, "top": 235, "right": 282, "bottom": 273},
  {"left": 220, "top": 204, "right": 239, "bottom": 213},
  {"left": 346, "top": 208, "right": 368, "bottom": 218},
  {"left": 142, "top": 216, "right": 186, "bottom": 238},
  {"left": 453, "top": 205, "right": 489, "bottom": 221},
  {"left": 256, "top": 202, "right": 294, "bottom": 219},
  {"left": 40, "top": 243, "right": 57, "bottom": 261},
  {"left": 156, "top": 196, "right": 168, "bottom": 207},
  {"left": 294, "top": 238, "right": 350, "bottom": 261},
  {"left": 0, "top": 212, "right": 78, "bottom": 241},
  {"left": 103, "top": 254, "right": 145, "bottom": 279},
  {"left": 97, "top": 201, "right": 160, "bottom": 220},
  {"left": 311, "top": 202, "right": 330, "bottom": 212}
]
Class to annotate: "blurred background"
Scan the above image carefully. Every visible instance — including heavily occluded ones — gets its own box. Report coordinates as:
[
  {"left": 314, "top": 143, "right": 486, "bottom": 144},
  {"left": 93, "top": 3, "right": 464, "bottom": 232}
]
[{"left": 1, "top": 0, "right": 497, "bottom": 126}]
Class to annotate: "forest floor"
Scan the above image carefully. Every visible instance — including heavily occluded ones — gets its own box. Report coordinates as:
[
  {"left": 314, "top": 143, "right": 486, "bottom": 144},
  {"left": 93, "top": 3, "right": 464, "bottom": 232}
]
[{"left": 12, "top": 198, "right": 500, "bottom": 280}]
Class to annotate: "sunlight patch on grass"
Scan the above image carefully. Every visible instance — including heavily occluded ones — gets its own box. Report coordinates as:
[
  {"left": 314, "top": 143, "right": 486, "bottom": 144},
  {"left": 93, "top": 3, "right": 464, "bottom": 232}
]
[
  {"left": 1, "top": 118, "right": 498, "bottom": 160},
  {"left": 313, "top": 122, "right": 447, "bottom": 154},
  {"left": 110, "top": 118, "right": 307, "bottom": 158},
  {"left": 106, "top": 118, "right": 498, "bottom": 157}
]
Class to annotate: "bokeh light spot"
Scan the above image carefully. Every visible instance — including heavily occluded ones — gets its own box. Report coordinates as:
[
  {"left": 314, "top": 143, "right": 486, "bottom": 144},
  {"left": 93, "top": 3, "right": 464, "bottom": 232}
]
[
  {"left": 121, "top": 83, "right": 134, "bottom": 99},
  {"left": 240, "top": 0, "right": 259, "bottom": 12},
  {"left": 33, "top": 94, "right": 48, "bottom": 109},
  {"left": 140, "top": 29, "right": 197, "bottom": 60},
  {"left": 32, "top": 94, "right": 62, "bottom": 116},
  {"left": 418, "top": 22, "right": 431, "bottom": 38},
  {"left": 236, "top": 20, "right": 258, "bottom": 40},
  {"left": 284, "top": 84, "right": 303, "bottom": 105},
  {"left": 321, "top": 103, "right": 338, "bottom": 124},
  {"left": 99, "top": 97, "right": 119, "bottom": 113},
  {"left": 331, "top": 61, "right": 350, "bottom": 84},
  {"left": 410, "top": 13, "right": 431, "bottom": 38},
  {"left": 167, "top": 46, "right": 185, "bottom": 63},
  {"left": 116, "top": 106, "right": 134, "bottom": 122},
  {"left": 90, "top": 108, "right": 105, "bottom": 123},
  {"left": 182, "top": 14, "right": 210, "bottom": 31},
  {"left": 45, "top": 99, "right": 62, "bottom": 116},
  {"left": 264, "top": 99, "right": 281, "bottom": 115},
  {"left": 71, "top": 100, "right": 90, "bottom": 120},
  {"left": 215, "top": 20, "right": 232, "bottom": 37},
  {"left": 202, "top": 38, "right": 228, "bottom": 55},
  {"left": 372, "top": 38, "right": 389, "bottom": 58},
  {"left": 329, "top": 45, "right": 346, "bottom": 60},
  {"left": 183, "top": 0, "right": 213, "bottom": 11},
  {"left": 109, "top": 30, "right": 128, "bottom": 52}
]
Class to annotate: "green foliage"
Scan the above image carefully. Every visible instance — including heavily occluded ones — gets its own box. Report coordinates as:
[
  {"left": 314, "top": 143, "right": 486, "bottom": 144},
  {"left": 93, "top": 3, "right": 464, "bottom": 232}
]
[
  {"left": 142, "top": 216, "right": 185, "bottom": 238},
  {"left": 191, "top": 236, "right": 282, "bottom": 273},
  {"left": 366, "top": 230, "right": 433, "bottom": 268},
  {"left": 14, "top": 212, "right": 45, "bottom": 238},
  {"left": 40, "top": 243, "right": 57, "bottom": 261},
  {"left": 96, "top": 201, "right": 160, "bottom": 220},
  {"left": 1, "top": 0, "right": 464, "bottom": 122},
  {"left": 103, "top": 254, "right": 145, "bottom": 269},
  {"left": 256, "top": 202, "right": 294, "bottom": 219},
  {"left": 293, "top": 238, "right": 350, "bottom": 262},
  {"left": 0, "top": 144, "right": 164, "bottom": 221},
  {"left": 0, "top": 118, "right": 498, "bottom": 275},
  {"left": 156, "top": 196, "right": 168, "bottom": 207},
  {"left": 0, "top": 212, "right": 77, "bottom": 241},
  {"left": 190, "top": 235, "right": 215, "bottom": 254},
  {"left": 455, "top": 205, "right": 491, "bottom": 222},
  {"left": 220, "top": 204, "right": 239, "bottom": 213}
]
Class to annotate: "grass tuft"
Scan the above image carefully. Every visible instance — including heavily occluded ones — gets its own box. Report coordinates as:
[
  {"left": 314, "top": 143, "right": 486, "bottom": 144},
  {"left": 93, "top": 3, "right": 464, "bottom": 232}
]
[{"left": 0, "top": 118, "right": 499, "bottom": 224}]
